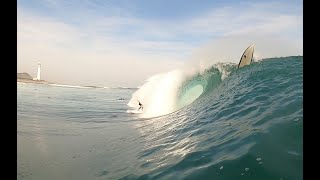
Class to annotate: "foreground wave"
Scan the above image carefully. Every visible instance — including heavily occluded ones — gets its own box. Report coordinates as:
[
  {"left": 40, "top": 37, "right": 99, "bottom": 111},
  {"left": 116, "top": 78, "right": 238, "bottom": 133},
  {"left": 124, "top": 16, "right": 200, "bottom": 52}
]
[{"left": 125, "top": 56, "right": 302, "bottom": 179}]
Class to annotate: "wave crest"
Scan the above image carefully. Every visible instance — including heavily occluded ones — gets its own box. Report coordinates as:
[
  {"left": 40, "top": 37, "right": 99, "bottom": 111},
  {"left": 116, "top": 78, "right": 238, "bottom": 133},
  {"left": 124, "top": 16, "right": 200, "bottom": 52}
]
[{"left": 127, "top": 63, "right": 236, "bottom": 118}]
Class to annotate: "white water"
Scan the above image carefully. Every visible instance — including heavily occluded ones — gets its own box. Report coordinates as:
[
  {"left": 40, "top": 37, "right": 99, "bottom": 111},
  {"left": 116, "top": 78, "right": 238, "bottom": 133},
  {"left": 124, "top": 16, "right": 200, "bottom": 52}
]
[{"left": 127, "top": 69, "right": 186, "bottom": 118}]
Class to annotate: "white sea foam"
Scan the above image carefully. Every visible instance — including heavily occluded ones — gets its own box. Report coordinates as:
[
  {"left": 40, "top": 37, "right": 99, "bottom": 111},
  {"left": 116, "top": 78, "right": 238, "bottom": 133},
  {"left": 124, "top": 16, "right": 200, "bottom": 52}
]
[{"left": 49, "top": 83, "right": 91, "bottom": 89}]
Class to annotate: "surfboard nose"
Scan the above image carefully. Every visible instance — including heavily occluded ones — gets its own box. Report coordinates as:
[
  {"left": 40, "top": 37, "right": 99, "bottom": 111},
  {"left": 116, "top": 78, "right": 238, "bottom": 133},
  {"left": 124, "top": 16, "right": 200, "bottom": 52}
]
[{"left": 237, "top": 44, "right": 255, "bottom": 68}]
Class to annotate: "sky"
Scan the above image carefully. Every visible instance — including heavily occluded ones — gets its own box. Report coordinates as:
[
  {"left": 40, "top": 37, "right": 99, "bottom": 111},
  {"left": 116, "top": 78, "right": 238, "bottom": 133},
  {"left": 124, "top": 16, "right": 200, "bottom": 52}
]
[{"left": 17, "top": 0, "right": 303, "bottom": 87}]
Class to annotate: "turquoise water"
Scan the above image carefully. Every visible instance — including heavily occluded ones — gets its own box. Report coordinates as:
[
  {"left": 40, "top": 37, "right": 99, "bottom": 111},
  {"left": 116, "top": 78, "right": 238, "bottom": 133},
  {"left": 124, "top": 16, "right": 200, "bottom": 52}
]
[{"left": 17, "top": 56, "right": 303, "bottom": 180}]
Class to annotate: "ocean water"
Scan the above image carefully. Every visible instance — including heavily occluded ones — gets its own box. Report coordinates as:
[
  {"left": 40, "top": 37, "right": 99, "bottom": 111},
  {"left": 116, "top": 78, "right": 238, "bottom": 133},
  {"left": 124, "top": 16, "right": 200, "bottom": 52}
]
[{"left": 17, "top": 56, "right": 303, "bottom": 180}]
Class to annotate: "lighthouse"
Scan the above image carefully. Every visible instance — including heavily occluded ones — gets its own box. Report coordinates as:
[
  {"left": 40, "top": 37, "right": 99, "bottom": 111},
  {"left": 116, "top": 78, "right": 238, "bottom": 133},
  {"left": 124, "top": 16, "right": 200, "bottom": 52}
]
[{"left": 36, "top": 62, "right": 41, "bottom": 80}]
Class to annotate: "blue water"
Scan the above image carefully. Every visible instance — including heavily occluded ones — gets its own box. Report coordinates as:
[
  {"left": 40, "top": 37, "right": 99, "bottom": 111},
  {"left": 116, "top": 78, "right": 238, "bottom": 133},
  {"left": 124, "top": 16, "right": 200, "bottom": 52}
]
[{"left": 17, "top": 56, "right": 303, "bottom": 180}]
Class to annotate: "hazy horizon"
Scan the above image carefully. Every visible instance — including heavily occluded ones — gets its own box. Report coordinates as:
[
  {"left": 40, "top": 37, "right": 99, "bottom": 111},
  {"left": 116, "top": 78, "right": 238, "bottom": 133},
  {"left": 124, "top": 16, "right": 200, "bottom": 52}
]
[{"left": 18, "top": 0, "right": 302, "bottom": 87}]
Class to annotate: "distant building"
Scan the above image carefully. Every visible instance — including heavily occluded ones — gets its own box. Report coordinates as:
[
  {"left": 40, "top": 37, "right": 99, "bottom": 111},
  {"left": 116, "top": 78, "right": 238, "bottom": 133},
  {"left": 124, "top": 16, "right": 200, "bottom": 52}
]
[
  {"left": 18, "top": 62, "right": 46, "bottom": 83},
  {"left": 36, "top": 62, "right": 41, "bottom": 80}
]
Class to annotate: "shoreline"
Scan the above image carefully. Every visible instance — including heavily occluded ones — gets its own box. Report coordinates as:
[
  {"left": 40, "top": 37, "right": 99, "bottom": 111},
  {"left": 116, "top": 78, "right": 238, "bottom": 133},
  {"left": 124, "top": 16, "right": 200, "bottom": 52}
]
[
  {"left": 17, "top": 79, "right": 138, "bottom": 89},
  {"left": 17, "top": 79, "right": 52, "bottom": 84}
]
